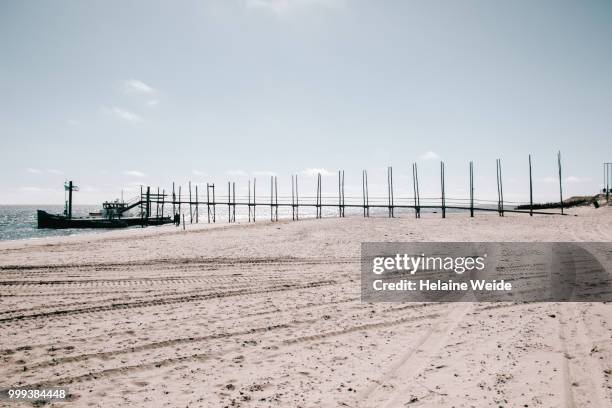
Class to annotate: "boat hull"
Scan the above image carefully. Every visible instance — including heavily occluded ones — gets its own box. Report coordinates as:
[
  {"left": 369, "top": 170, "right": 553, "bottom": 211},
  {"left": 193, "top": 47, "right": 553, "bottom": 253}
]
[{"left": 37, "top": 211, "right": 175, "bottom": 229}]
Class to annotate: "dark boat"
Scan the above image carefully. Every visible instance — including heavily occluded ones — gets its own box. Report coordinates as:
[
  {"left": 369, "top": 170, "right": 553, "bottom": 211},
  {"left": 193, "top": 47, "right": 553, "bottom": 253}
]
[
  {"left": 37, "top": 181, "right": 175, "bottom": 229},
  {"left": 37, "top": 210, "right": 129, "bottom": 229}
]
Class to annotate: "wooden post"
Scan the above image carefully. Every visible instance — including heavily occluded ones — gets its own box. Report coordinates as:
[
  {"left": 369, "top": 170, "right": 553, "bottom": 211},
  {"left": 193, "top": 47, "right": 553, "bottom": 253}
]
[
  {"left": 386, "top": 166, "right": 395, "bottom": 218},
  {"left": 412, "top": 164, "right": 421, "bottom": 219},
  {"left": 440, "top": 162, "right": 445, "bottom": 218},
  {"left": 469, "top": 161, "right": 474, "bottom": 218},
  {"left": 232, "top": 182, "right": 236, "bottom": 222},
  {"left": 189, "top": 181, "right": 193, "bottom": 223},
  {"left": 496, "top": 159, "right": 504, "bottom": 216},
  {"left": 338, "top": 170, "right": 342, "bottom": 218},
  {"left": 315, "top": 173, "right": 321, "bottom": 218},
  {"left": 248, "top": 180, "right": 252, "bottom": 222},
  {"left": 195, "top": 185, "right": 199, "bottom": 223},
  {"left": 275, "top": 176, "right": 278, "bottom": 221},
  {"left": 270, "top": 176, "right": 274, "bottom": 222},
  {"left": 365, "top": 170, "right": 370, "bottom": 217},
  {"left": 206, "top": 183, "right": 210, "bottom": 223},
  {"left": 291, "top": 175, "right": 295, "bottom": 221},
  {"left": 362, "top": 170, "right": 366, "bottom": 218},
  {"left": 182, "top": 213, "right": 185, "bottom": 230},
  {"left": 341, "top": 170, "right": 345, "bottom": 217},
  {"left": 172, "top": 182, "right": 176, "bottom": 216},
  {"left": 228, "top": 181, "right": 232, "bottom": 223},
  {"left": 212, "top": 184, "right": 216, "bottom": 222},
  {"left": 178, "top": 185, "right": 182, "bottom": 220},
  {"left": 412, "top": 164, "right": 418, "bottom": 218},
  {"left": 161, "top": 189, "right": 165, "bottom": 219},
  {"left": 146, "top": 186, "right": 151, "bottom": 225},
  {"left": 295, "top": 175, "right": 299, "bottom": 220},
  {"left": 253, "top": 179, "right": 256, "bottom": 222},
  {"left": 605, "top": 162, "right": 610, "bottom": 203},
  {"left": 156, "top": 187, "right": 160, "bottom": 219},
  {"left": 558, "top": 151, "right": 564, "bottom": 215},
  {"left": 529, "top": 155, "right": 533, "bottom": 216}
]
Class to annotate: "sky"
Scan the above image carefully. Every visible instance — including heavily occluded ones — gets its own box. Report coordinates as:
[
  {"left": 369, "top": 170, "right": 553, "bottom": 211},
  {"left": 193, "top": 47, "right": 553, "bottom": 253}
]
[{"left": 1, "top": 0, "right": 611, "bottom": 205}]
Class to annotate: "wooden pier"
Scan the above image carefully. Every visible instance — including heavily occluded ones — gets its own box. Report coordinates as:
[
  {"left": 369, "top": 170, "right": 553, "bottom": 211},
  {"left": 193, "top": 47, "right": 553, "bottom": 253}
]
[{"left": 115, "top": 154, "right": 573, "bottom": 226}]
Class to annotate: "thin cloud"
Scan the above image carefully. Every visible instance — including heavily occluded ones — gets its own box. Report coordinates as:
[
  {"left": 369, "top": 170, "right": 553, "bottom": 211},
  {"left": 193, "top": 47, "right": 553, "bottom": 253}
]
[
  {"left": 302, "top": 168, "right": 334, "bottom": 177},
  {"left": 124, "top": 170, "right": 147, "bottom": 178},
  {"left": 26, "top": 168, "right": 43, "bottom": 174},
  {"left": 66, "top": 119, "right": 80, "bottom": 126},
  {"left": 418, "top": 151, "right": 441, "bottom": 161},
  {"left": 104, "top": 106, "right": 143, "bottom": 123},
  {"left": 146, "top": 99, "right": 159, "bottom": 107},
  {"left": 565, "top": 176, "right": 590, "bottom": 184},
  {"left": 47, "top": 169, "right": 63, "bottom": 175},
  {"left": 123, "top": 79, "right": 156, "bottom": 94},
  {"left": 192, "top": 170, "right": 207, "bottom": 176}
]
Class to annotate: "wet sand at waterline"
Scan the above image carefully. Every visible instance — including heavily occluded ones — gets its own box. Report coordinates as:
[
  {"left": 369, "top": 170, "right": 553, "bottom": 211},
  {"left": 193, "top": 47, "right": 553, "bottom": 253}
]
[{"left": 1, "top": 207, "right": 611, "bottom": 407}]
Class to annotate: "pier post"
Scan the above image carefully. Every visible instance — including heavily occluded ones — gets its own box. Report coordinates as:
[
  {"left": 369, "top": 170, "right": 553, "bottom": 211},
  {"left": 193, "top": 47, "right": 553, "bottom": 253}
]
[
  {"left": 172, "top": 182, "right": 176, "bottom": 217},
  {"left": 387, "top": 166, "right": 394, "bottom": 218},
  {"left": 558, "top": 151, "right": 564, "bottom": 215},
  {"left": 412, "top": 164, "right": 418, "bottom": 218},
  {"left": 412, "top": 164, "right": 420, "bottom": 219},
  {"left": 469, "top": 161, "right": 474, "bottom": 218},
  {"left": 161, "top": 189, "right": 165, "bottom": 219},
  {"left": 146, "top": 186, "right": 151, "bottom": 225},
  {"left": 253, "top": 179, "right": 256, "bottom": 222},
  {"left": 338, "top": 170, "right": 342, "bottom": 218},
  {"left": 529, "top": 155, "right": 533, "bottom": 216},
  {"left": 341, "top": 170, "right": 345, "bottom": 217},
  {"left": 275, "top": 176, "right": 278, "bottom": 221},
  {"left": 362, "top": 170, "right": 366, "bottom": 218},
  {"left": 440, "top": 162, "right": 445, "bottom": 218},
  {"left": 189, "top": 181, "right": 193, "bottom": 223},
  {"left": 496, "top": 159, "right": 504, "bottom": 216},
  {"left": 604, "top": 163, "right": 612, "bottom": 203},
  {"left": 316, "top": 173, "right": 322, "bottom": 219},
  {"left": 365, "top": 170, "right": 370, "bottom": 217},
  {"left": 232, "top": 182, "right": 236, "bottom": 222},
  {"left": 212, "top": 184, "right": 216, "bottom": 222},
  {"left": 248, "top": 180, "right": 252, "bottom": 222},
  {"left": 291, "top": 175, "right": 295, "bottom": 221},
  {"left": 156, "top": 187, "right": 160, "bottom": 219},
  {"left": 295, "top": 175, "right": 299, "bottom": 220},
  {"left": 195, "top": 185, "right": 199, "bottom": 223},
  {"left": 206, "top": 183, "right": 210, "bottom": 223}
]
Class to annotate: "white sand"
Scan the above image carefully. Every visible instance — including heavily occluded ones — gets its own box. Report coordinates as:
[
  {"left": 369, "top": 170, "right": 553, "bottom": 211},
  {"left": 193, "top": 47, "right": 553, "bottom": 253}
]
[{"left": 1, "top": 207, "right": 611, "bottom": 407}]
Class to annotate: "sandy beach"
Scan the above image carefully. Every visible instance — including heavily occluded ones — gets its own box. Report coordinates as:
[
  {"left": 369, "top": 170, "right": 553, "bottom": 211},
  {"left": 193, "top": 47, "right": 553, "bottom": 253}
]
[{"left": 1, "top": 207, "right": 611, "bottom": 407}]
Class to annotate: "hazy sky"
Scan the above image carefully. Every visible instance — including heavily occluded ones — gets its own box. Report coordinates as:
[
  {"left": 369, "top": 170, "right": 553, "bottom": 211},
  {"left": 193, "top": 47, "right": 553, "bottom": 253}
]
[{"left": 1, "top": 0, "right": 611, "bottom": 205}]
